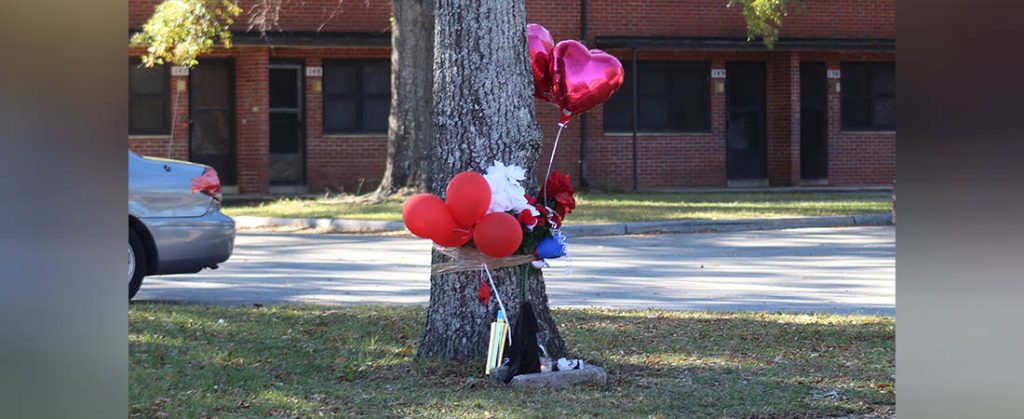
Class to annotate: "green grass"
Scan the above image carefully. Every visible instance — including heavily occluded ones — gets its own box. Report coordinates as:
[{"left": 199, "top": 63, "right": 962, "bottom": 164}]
[
  {"left": 223, "top": 192, "right": 892, "bottom": 224},
  {"left": 130, "top": 304, "right": 895, "bottom": 418}
]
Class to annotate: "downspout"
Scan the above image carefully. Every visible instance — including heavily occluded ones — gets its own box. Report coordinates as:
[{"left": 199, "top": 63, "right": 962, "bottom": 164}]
[
  {"left": 578, "top": 0, "right": 590, "bottom": 189},
  {"left": 631, "top": 47, "right": 639, "bottom": 191}
]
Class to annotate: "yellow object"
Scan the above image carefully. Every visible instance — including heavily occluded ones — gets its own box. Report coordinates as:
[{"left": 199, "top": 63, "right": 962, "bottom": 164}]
[{"left": 485, "top": 319, "right": 508, "bottom": 375}]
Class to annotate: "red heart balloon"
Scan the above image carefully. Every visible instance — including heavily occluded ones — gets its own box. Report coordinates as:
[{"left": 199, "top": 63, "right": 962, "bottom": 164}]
[
  {"left": 551, "top": 40, "right": 625, "bottom": 124},
  {"left": 527, "top": 23, "right": 556, "bottom": 102}
]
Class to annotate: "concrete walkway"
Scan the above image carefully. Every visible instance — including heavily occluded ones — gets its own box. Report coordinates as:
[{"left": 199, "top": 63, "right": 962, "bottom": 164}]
[{"left": 135, "top": 226, "right": 894, "bottom": 315}]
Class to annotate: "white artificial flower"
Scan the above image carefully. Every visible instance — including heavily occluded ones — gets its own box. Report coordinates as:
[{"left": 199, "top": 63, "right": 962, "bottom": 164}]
[{"left": 483, "top": 161, "right": 531, "bottom": 214}]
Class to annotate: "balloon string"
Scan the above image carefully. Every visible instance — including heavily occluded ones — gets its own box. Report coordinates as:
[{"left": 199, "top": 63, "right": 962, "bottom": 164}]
[
  {"left": 542, "top": 122, "right": 567, "bottom": 210},
  {"left": 482, "top": 263, "right": 512, "bottom": 346}
]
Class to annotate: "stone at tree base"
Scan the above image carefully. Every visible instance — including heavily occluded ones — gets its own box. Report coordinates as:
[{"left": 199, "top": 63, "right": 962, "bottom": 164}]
[{"left": 501, "top": 364, "right": 608, "bottom": 389}]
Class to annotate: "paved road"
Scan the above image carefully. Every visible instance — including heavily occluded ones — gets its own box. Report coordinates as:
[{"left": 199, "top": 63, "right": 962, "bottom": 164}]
[{"left": 136, "top": 226, "right": 895, "bottom": 315}]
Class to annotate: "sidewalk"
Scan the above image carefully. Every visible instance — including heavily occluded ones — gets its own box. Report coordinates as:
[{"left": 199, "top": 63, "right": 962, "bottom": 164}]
[{"left": 232, "top": 212, "right": 893, "bottom": 237}]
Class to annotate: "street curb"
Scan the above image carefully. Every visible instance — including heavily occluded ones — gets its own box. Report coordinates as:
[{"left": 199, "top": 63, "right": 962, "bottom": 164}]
[
  {"left": 232, "top": 216, "right": 405, "bottom": 232},
  {"left": 233, "top": 213, "right": 892, "bottom": 237}
]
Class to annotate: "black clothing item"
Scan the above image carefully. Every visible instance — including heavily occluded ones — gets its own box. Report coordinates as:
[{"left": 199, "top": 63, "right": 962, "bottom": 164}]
[{"left": 501, "top": 301, "right": 541, "bottom": 382}]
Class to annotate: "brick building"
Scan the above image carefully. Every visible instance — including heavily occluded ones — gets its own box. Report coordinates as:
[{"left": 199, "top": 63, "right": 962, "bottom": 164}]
[{"left": 129, "top": 0, "right": 895, "bottom": 194}]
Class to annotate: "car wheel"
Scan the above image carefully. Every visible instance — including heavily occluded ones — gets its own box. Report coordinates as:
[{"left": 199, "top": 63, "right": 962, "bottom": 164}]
[{"left": 129, "top": 229, "right": 147, "bottom": 300}]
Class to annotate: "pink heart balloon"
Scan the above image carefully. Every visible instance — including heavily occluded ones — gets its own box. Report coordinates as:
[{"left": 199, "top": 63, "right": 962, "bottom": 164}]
[
  {"left": 527, "top": 24, "right": 556, "bottom": 102},
  {"left": 551, "top": 40, "right": 625, "bottom": 124}
]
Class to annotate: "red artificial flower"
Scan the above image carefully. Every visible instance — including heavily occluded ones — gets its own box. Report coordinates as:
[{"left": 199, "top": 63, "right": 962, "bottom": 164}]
[
  {"left": 544, "top": 170, "right": 575, "bottom": 219},
  {"left": 524, "top": 193, "right": 537, "bottom": 205},
  {"left": 554, "top": 192, "right": 576, "bottom": 216},
  {"left": 544, "top": 170, "right": 574, "bottom": 199},
  {"left": 517, "top": 210, "right": 538, "bottom": 228}
]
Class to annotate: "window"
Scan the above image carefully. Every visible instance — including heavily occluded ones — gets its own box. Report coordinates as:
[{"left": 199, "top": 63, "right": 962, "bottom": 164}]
[
  {"left": 129, "top": 58, "right": 170, "bottom": 135},
  {"left": 323, "top": 60, "right": 390, "bottom": 134},
  {"left": 604, "top": 62, "right": 710, "bottom": 133},
  {"left": 841, "top": 62, "right": 895, "bottom": 131}
]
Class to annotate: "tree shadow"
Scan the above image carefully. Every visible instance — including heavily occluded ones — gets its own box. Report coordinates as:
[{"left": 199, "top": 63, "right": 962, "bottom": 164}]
[{"left": 129, "top": 305, "right": 894, "bottom": 418}]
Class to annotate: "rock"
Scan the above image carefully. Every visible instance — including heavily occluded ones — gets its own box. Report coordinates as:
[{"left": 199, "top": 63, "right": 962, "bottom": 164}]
[
  {"left": 507, "top": 365, "right": 607, "bottom": 389},
  {"left": 489, "top": 366, "right": 512, "bottom": 383}
]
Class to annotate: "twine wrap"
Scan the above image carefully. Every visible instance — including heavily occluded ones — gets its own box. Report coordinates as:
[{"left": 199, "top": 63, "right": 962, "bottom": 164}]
[{"left": 430, "top": 246, "right": 536, "bottom": 275}]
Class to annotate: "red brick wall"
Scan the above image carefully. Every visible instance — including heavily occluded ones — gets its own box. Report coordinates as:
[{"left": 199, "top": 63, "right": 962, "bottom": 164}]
[
  {"left": 587, "top": 0, "right": 894, "bottom": 39},
  {"left": 129, "top": 0, "right": 895, "bottom": 192},
  {"left": 817, "top": 53, "right": 895, "bottom": 186},
  {"left": 234, "top": 47, "right": 271, "bottom": 193},
  {"left": 131, "top": 0, "right": 894, "bottom": 39},
  {"left": 796, "top": 51, "right": 895, "bottom": 186},
  {"left": 129, "top": 46, "right": 190, "bottom": 161},
  {"left": 271, "top": 47, "right": 390, "bottom": 193},
  {"left": 767, "top": 51, "right": 800, "bottom": 186}
]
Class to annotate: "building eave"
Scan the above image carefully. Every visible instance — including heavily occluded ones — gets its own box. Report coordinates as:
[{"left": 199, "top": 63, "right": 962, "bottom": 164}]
[
  {"left": 594, "top": 36, "right": 895, "bottom": 52},
  {"left": 128, "top": 30, "right": 391, "bottom": 48}
]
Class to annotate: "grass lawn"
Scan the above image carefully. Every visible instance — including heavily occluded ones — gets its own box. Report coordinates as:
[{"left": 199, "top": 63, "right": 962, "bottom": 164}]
[
  {"left": 130, "top": 304, "right": 895, "bottom": 418},
  {"left": 223, "top": 192, "right": 892, "bottom": 224}
]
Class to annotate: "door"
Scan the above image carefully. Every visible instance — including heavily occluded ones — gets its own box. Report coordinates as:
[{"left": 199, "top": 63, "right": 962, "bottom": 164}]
[
  {"left": 269, "top": 63, "right": 305, "bottom": 186},
  {"left": 800, "top": 63, "right": 828, "bottom": 180},
  {"left": 189, "top": 59, "right": 237, "bottom": 185},
  {"left": 725, "top": 62, "right": 767, "bottom": 182}
]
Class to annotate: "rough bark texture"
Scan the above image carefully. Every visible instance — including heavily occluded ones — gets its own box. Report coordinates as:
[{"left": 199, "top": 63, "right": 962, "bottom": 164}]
[
  {"left": 375, "top": 0, "right": 434, "bottom": 196},
  {"left": 417, "top": 0, "right": 568, "bottom": 362}
]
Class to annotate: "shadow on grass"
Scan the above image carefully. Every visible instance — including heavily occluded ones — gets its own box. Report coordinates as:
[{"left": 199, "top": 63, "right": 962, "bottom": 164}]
[{"left": 130, "top": 304, "right": 894, "bottom": 418}]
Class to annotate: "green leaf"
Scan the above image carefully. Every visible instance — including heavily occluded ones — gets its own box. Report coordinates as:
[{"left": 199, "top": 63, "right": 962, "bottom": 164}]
[{"left": 130, "top": 0, "right": 242, "bottom": 67}]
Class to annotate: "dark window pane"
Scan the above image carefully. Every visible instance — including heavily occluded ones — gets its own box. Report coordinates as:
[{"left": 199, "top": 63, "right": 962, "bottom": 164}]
[
  {"left": 324, "top": 98, "right": 357, "bottom": 132},
  {"left": 615, "top": 63, "right": 634, "bottom": 97},
  {"left": 603, "top": 100, "right": 631, "bottom": 132},
  {"left": 872, "top": 65, "right": 895, "bottom": 96},
  {"left": 841, "top": 64, "right": 870, "bottom": 95},
  {"left": 191, "top": 110, "right": 232, "bottom": 154},
  {"left": 638, "top": 68, "right": 669, "bottom": 96},
  {"left": 323, "top": 61, "right": 390, "bottom": 133},
  {"left": 363, "top": 65, "right": 390, "bottom": 95},
  {"left": 190, "top": 64, "right": 231, "bottom": 106},
  {"left": 269, "top": 68, "right": 299, "bottom": 109},
  {"left": 842, "top": 97, "right": 872, "bottom": 129},
  {"left": 676, "top": 97, "right": 707, "bottom": 130},
  {"left": 874, "top": 97, "right": 896, "bottom": 128},
  {"left": 129, "top": 98, "right": 167, "bottom": 133},
  {"left": 130, "top": 66, "right": 165, "bottom": 95},
  {"left": 363, "top": 98, "right": 390, "bottom": 132},
  {"left": 841, "top": 62, "right": 896, "bottom": 130},
  {"left": 128, "top": 61, "right": 169, "bottom": 134},
  {"left": 324, "top": 65, "right": 357, "bottom": 95},
  {"left": 603, "top": 61, "right": 709, "bottom": 133},
  {"left": 269, "top": 113, "right": 301, "bottom": 153},
  {"left": 639, "top": 99, "right": 671, "bottom": 130}
]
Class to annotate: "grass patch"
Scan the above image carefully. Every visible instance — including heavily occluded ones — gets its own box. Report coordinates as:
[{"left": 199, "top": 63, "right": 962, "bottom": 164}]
[
  {"left": 223, "top": 192, "right": 892, "bottom": 224},
  {"left": 130, "top": 304, "right": 894, "bottom": 418}
]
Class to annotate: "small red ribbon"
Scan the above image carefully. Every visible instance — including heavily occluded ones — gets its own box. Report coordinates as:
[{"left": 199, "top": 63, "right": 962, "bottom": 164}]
[{"left": 479, "top": 277, "right": 491, "bottom": 306}]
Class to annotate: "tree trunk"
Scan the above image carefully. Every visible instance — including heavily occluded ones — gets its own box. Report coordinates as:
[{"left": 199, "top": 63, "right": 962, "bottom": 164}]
[
  {"left": 417, "top": 0, "right": 568, "bottom": 362},
  {"left": 375, "top": 0, "right": 434, "bottom": 196}
]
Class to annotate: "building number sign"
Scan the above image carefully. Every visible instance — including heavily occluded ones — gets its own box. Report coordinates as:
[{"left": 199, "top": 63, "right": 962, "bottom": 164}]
[
  {"left": 711, "top": 68, "right": 726, "bottom": 79},
  {"left": 305, "top": 66, "right": 323, "bottom": 77}
]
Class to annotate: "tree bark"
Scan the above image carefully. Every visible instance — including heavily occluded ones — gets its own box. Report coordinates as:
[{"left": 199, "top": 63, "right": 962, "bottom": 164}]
[
  {"left": 417, "top": 0, "right": 568, "bottom": 362},
  {"left": 375, "top": 0, "right": 434, "bottom": 196}
]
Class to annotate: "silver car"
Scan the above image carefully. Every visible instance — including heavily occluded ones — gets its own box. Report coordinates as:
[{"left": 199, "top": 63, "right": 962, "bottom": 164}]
[{"left": 129, "top": 151, "right": 235, "bottom": 300}]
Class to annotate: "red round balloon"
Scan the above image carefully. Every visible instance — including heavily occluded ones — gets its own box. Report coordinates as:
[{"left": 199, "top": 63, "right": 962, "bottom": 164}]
[
  {"left": 550, "top": 40, "right": 625, "bottom": 124},
  {"left": 445, "top": 172, "right": 491, "bottom": 227},
  {"left": 402, "top": 194, "right": 453, "bottom": 239},
  {"left": 527, "top": 23, "right": 556, "bottom": 102},
  {"left": 472, "top": 212, "right": 523, "bottom": 258},
  {"left": 432, "top": 225, "right": 472, "bottom": 248}
]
